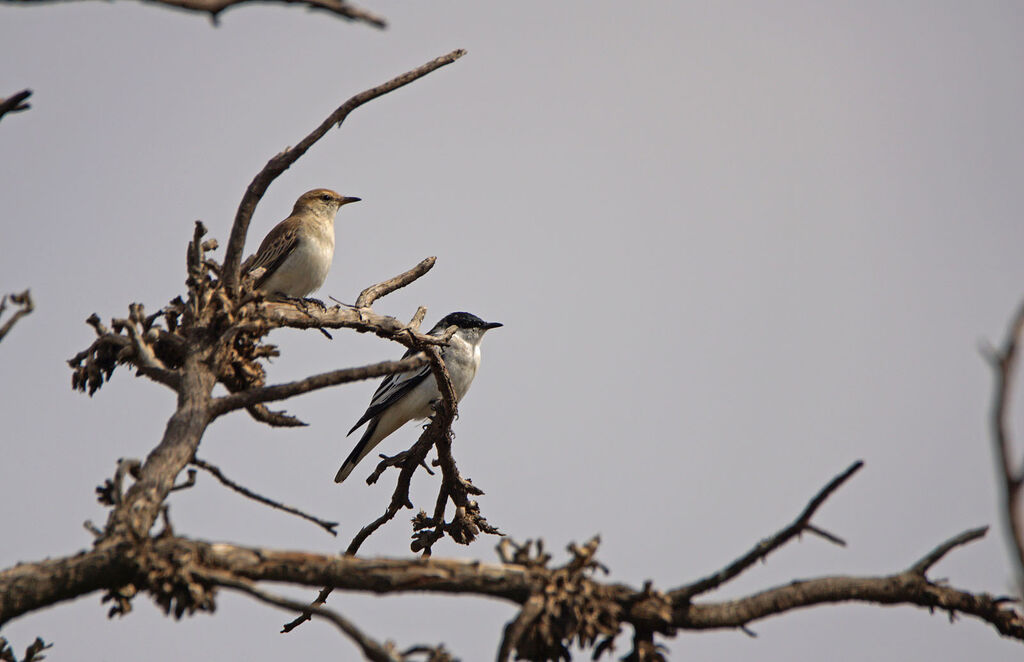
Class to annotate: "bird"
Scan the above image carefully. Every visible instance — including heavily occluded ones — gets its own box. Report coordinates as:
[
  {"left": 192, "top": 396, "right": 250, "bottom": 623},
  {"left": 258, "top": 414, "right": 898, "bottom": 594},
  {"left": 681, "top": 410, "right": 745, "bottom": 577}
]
[
  {"left": 242, "top": 188, "right": 360, "bottom": 299},
  {"left": 336, "top": 312, "right": 503, "bottom": 483}
]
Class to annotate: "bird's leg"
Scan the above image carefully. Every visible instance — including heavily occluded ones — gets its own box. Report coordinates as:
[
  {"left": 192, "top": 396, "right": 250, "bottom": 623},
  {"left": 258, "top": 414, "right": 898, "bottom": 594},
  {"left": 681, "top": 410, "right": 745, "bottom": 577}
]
[{"left": 277, "top": 295, "right": 332, "bottom": 338}]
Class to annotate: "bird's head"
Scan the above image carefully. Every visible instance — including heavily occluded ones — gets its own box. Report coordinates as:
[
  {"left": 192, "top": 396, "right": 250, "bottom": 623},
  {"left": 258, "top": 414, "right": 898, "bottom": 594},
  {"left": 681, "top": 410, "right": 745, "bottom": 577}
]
[
  {"left": 293, "top": 188, "right": 361, "bottom": 217},
  {"left": 431, "top": 312, "right": 503, "bottom": 345}
]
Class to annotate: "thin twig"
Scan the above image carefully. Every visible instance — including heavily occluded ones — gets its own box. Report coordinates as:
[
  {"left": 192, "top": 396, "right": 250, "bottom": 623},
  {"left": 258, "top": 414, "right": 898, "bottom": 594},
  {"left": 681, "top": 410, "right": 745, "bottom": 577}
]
[
  {"left": 670, "top": 461, "right": 864, "bottom": 601},
  {"left": 282, "top": 399, "right": 444, "bottom": 633},
  {"left": 191, "top": 458, "right": 338, "bottom": 536},
  {"left": 0, "top": 89, "right": 31, "bottom": 122},
  {"left": 222, "top": 50, "right": 466, "bottom": 293},
  {"left": 355, "top": 257, "right": 436, "bottom": 308},
  {"left": 910, "top": 526, "right": 989, "bottom": 575},
  {"left": 0, "top": 290, "right": 34, "bottom": 343},
  {"left": 207, "top": 573, "right": 400, "bottom": 662},
  {"left": 244, "top": 403, "right": 308, "bottom": 428}
]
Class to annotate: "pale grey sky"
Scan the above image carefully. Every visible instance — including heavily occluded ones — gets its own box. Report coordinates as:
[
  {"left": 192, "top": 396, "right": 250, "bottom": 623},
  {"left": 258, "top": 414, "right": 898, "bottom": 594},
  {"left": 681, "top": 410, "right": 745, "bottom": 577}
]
[{"left": 3, "top": 1, "right": 1024, "bottom": 660}]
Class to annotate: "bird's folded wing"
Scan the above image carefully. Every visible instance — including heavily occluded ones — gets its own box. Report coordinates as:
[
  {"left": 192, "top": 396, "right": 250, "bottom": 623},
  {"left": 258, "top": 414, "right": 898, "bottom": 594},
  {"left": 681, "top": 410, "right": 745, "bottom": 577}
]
[
  {"left": 243, "top": 222, "right": 300, "bottom": 288},
  {"left": 347, "top": 348, "right": 432, "bottom": 435}
]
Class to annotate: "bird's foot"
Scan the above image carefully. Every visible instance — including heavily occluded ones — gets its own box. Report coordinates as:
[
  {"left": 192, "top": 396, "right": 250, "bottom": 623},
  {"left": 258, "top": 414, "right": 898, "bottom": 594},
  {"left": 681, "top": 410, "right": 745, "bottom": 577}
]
[{"left": 279, "top": 296, "right": 332, "bottom": 338}]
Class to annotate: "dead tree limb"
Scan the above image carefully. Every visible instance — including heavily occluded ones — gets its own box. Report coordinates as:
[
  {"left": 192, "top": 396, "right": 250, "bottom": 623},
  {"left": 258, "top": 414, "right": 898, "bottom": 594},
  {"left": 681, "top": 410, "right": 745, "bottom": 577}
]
[
  {"left": 986, "top": 299, "right": 1024, "bottom": 592},
  {"left": 671, "top": 461, "right": 862, "bottom": 601},
  {"left": 0, "top": 0, "right": 386, "bottom": 28},
  {"left": 0, "top": 290, "right": 34, "bottom": 343},
  {"left": 190, "top": 458, "right": 339, "bottom": 535}
]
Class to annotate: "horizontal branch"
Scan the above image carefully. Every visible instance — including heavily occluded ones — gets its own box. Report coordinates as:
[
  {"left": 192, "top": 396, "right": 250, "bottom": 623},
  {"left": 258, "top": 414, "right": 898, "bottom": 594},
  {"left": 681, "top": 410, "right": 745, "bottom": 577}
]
[
  {"left": 209, "top": 354, "right": 428, "bottom": 417},
  {"left": 2, "top": 529, "right": 1021, "bottom": 645},
  {"left": 681, "top": 571, "right": 1024, "bottom": 638},
  {"left": 255, "top": 301, "right": 450, "bottom": 349},
  {"left": 0, "top": 0, "right": 385, "bottom": 27}
]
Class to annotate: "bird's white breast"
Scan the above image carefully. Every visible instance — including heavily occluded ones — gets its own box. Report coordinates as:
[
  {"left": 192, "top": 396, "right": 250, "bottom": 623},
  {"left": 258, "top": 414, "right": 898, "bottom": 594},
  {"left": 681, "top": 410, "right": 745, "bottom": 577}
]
[{"left": 263, "top": 222, "right": 334, "bottom": 297}]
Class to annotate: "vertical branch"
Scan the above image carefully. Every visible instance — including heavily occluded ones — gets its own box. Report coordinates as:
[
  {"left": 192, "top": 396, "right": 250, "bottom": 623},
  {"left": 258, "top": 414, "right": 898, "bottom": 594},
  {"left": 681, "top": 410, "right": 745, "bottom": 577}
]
[{"left": 988, "top": 300, "right": 1024, "bottom": 590}]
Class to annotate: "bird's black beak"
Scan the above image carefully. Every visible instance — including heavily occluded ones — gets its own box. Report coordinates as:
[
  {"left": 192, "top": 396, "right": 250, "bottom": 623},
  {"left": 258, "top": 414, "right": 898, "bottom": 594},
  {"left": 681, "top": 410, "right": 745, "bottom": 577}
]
[
  {"left": 340, "top": 196, "right": 361, "bottom": 206},
  {"left": 483, "top": 321, "right": 503, "bottom": 329}
]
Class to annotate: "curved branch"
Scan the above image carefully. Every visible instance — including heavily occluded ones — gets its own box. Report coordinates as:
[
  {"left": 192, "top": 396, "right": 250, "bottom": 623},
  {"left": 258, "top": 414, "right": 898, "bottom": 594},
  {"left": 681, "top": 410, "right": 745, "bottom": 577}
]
[
  {"left": 356, "top": 257, "right": 436, "bottom": 308},
  {"left": 222, "top": 50, "right": 466, "bottom": 293},
  {"left": 0, "top": 0, "right": 385, "bottom": 27},
  {"left": 0, "top": 290, "right": 34, "bottom": 343},
  {"left": 671, "top": 461, "right": 863, "bottom": 601},
  {"left": 680, "top": 569, "right": 1024, "bottom": 639},
  {"left": 212, "top": 573, "right": 402, "bottom": 662}
]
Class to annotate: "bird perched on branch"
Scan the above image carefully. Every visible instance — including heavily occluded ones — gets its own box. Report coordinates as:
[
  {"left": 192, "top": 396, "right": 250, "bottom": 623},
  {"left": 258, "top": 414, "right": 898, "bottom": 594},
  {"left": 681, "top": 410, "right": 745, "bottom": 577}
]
[
  {"left": 336, "top": 312, "right": 503, "bottom": 483},
  {"left": 242, "top": 188, "right": 360, "bottom": 299}
]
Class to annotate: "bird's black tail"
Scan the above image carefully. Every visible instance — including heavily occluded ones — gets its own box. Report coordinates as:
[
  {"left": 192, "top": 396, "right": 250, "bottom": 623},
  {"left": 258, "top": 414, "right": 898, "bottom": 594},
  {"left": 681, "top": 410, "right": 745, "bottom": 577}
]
[{"left": 335, "top": 418, "right": 379, "bottom": 483}]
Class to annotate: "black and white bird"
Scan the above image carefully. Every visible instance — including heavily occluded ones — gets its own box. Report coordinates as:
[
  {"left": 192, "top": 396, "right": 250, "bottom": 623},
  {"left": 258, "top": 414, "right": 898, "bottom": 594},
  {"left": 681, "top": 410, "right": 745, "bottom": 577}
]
[{"left": 336, "top": 312, "right": 503, "bottom": 483}]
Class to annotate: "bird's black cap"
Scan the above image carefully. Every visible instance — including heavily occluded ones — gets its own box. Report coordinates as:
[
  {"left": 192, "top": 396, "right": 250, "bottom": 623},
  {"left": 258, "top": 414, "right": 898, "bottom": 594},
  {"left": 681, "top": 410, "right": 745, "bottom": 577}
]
[{"left": 436, "top": 312, "right": 503, "bottom": 330}]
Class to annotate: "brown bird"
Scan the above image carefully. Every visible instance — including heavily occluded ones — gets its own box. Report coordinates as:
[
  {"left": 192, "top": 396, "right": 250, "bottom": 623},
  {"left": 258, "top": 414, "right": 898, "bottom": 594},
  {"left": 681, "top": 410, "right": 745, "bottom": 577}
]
[{"left": 243, "top": 188, "right": 360, "bottom": 298}]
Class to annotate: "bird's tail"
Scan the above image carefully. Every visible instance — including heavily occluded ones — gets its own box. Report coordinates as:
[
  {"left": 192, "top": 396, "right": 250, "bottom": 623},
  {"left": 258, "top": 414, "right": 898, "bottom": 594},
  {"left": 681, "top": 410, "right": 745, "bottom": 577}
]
[{"left": 335, "top": 418, "right": 381, "bottom": 483}]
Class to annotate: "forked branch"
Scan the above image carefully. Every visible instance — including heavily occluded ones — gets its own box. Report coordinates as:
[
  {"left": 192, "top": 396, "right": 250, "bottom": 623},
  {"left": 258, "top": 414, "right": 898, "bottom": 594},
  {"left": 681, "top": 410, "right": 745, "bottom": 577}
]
[
  {"left": 0, "top": 290, "right": 34, "bottom": 343},
  {"left": 222, "top": 50, "right": 465, "bottom": 293},
  {"left": 671, "top": 461, "right": 863, "bottom": 601},
  {"left": 0, "top": 89, "right": 31, "bottom": 122}
]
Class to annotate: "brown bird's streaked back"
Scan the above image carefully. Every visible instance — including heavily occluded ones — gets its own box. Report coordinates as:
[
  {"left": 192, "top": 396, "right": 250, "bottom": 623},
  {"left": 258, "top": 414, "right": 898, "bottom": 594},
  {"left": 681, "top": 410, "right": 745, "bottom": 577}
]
[{"left": 241, "top": 188, "right": 360, "bottom": 298}]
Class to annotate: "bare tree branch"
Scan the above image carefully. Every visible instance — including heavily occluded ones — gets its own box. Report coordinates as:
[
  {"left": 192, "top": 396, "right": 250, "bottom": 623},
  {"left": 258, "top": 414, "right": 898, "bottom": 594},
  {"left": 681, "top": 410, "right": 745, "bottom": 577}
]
[
  {"left": 0, "top": 0, "right": 386, "bottom": 28},
  {"left": 221, "top": 50, "right": 466, "bottom": 294},
  {"left": 910, "top": 526, "right": 989, "bottom": 575},
  {"left": 209, "top": 354, "right": 429, "bottom": 418},
  {"left": 190, "top": 458, "right": 338, "bottom": 535},
  {"left": 679, "top": 532, "right": 1024, "bottom": 639},
  {"left": 209, "top": 573, "right": 403, "bottom": 662},
  {"left": 0, "top": 290, "right": 34, "bottom": 343},
  {"left": 987, "top": 299, "right": 1024, "bottom": 591},
  {"left": 670, "top": 460, "right": 863, "bottom": 601},
  {"left": 3, "top": 480, "right": 1023, "bottom": 651},
  {"left": 355, "top": 257, "right": 436, "bottom": 308},
  {"left": 0, "top": 90, "right": 31, "bottom": 123}
]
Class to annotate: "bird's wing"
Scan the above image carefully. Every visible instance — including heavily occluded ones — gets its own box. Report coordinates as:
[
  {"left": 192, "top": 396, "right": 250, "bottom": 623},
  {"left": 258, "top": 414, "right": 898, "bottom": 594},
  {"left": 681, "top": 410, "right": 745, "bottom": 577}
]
[
  {"left": 242, "top": 218, "right": 300, "bottom": 287},
  {"left": 347, "top": 347, "right": 432, "bottom": 435}
]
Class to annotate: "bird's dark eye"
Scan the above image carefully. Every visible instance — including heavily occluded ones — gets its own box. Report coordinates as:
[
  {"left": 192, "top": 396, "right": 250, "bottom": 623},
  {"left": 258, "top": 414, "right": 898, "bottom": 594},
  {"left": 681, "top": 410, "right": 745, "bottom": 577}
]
[{"left": 320, "top": 194, "right": 331, "bottom": 201}]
